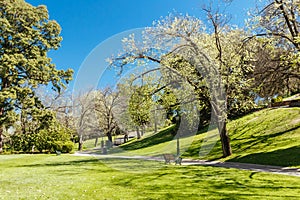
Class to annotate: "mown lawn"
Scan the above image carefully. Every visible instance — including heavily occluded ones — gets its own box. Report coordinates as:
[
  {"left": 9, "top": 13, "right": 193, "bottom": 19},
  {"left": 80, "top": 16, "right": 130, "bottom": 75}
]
[
  {"left": 0, "top": 154, "right": 300, "bottom": 200},
  {"left": 109, "top": 108, "right": 300, "bottom": 168}
]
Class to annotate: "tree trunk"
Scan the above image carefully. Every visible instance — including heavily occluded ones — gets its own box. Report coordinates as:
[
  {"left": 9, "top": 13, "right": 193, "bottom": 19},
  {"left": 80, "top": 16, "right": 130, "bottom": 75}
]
[
  {"left": 78, "top": 134, "right": 83, "bottom": 151},
  {"left": 94, "top": 137, "right": 98, "bottom": 147},
  {"left": 123, "top": 133, "right": 128, "bottom": 143},
  {"left": 218, "top": 122, "right": 232, "bottom": 157},
  {"left": 141, "top": 124, "right": 145, "bottom": 136},
  {"left": 0, "top": 127, "right": 3, "bottom": 153},
  {"left": 107, "top": 132, "right": 112, "bottom": 148},
  {"left": 154, "top": 121, "right": 157, "bottom": 133},
  {"left": 0, "top": 107, "right": 4, "bottom": 153},
  {"left": 107, "top": 132, "right": 112, "bottom": 143},
  {"left": 154, "top": 109, "right": 158, "bottom": 133},
  {"left": 136, "top": 126, "right": 141, "bottom": 139}
]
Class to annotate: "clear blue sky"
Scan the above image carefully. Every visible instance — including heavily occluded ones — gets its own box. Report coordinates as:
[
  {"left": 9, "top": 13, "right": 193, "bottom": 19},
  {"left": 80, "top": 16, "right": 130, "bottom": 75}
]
[{"left": 26, "top": 0, "right": 256, "bottom": 90}]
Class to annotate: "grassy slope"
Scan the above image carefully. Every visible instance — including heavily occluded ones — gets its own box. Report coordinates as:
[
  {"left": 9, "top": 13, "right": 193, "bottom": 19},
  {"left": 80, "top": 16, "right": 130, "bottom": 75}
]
[
  {"left": 111, "top": 108, "right": 300, "bottom": 168},
  {"left": 0, "top": 154, "right": 300, "bottom": 199},
  {"left": 283, "top": 93, "right": 300, "bottom": 101}
]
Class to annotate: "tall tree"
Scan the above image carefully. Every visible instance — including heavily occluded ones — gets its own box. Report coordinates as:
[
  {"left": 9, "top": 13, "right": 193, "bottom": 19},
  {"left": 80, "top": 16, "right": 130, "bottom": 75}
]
[
  {"left": 247, "top": 0, "right": 300, "bottom": 97},
  {"left": 128, "top": 85, "right": 153, "bottom": 139},
  {"left": 95, "top": 87, "right": 120, "bottom": 144},
  {"left": 73, "top": 90, "right": 98, "bottom": 151},
  {"left": 109, "top": 14, "right": 257, "bottom": 157},
  {"left": 0, "top": 0, "right": 73, "bottom": 152}
]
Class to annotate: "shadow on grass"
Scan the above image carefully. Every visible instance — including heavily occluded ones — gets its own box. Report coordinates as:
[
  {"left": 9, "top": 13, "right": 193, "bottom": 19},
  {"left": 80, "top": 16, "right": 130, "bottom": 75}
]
[
  {"left": 116, "top": 126, "right": 176, "bottom": 151},
  {"left": 17, "top": 157, "right": 165, "bottom": 173},
  {"left": 183, "top": 123, "right": 300, "bottom": 162},
  {"left": 17, "top": 158, "right": 101, "bottom": 168},
  {"left": 228, "top": 146, "right": 300, "bottom": 167},
  {"left": 232, "top": 125, "right": 300, "bottom": 152},
  {"left": 113, "top": 166, "right": 300, "bottom": 199},
  {"left": 113, "top": 125, "right": 210, "bottom": 154}
]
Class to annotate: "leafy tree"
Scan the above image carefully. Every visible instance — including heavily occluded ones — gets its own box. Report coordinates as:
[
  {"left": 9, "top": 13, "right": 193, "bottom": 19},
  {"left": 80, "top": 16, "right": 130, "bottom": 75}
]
[
  {"left": 0, "top": 0, "right": 73, "bottom": 152},
  {"left": 109, "top": 13, "right": 258, "bottom": 157},
  {"left": 8, "top": 106, "right": 73, "bottom": 153},
  {"left": 128, "top": 85, "right": 153, "bottom": 139},
  {"left": 157, "top": 87, "right": 179, "bottom": 122}
]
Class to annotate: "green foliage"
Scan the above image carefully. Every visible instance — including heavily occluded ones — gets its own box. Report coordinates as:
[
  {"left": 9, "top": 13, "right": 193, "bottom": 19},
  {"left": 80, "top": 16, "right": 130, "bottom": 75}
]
[
  {"left": 157, "top": 87, "right": 180, "bottom": 121},
  {"left": 271, "top": 96, "right": 283, "bottom": 103},
  {"left": 53, "top": 140, "right": 74, "bottom": 153},
  {"left": 0, "top": 0, "right": 73, "bottom": 137},
  {"left": 8, "top": 114, "right": 74, "bottom": 153},
  {"left": 61, "top": 141, "right": 74, "bottom": 153},
  {"left": 128, "top": 85, "right": 153, "bottom": 126}
]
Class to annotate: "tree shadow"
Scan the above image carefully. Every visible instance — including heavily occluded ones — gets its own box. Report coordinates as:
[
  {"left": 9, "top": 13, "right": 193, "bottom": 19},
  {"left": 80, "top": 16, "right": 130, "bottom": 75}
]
[
  {"left": 112, "top": 165, "right": 300, "bottom": 199},
  {"left": 115, "top": 126, "right": 176, "bottom": 151},
  {"left": 228, "top": 146, "right": 300, "bottom": 167},
  {"left": 17, "top": 158, "right": 101, "bottom": 168},
  {"left": 230, "top": 125, "right": 300, "bottom": 153}
]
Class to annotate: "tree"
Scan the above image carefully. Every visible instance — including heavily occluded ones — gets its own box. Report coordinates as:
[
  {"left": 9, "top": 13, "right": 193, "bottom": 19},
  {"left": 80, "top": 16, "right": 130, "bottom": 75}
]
[
  {"left": 35, "top": 87, "right": 74, "bottom": 130},
  {"left": 128, "top": 85, "right": 153, "bottom": 138},
  {"left": 95, "top": 87, "right": 120, "bottom": 144},
  {"left": 247, "top": 0, "right": 300, "bottom": 97},
  {"left": 109, "top": 13, "right": 258, "bottom": 157},
  {"left": 0, "top": 0, "right": 73, "bottom": 152},
  {"left": 10, "top": 107, "right": 73, "bottom": 153},
  {"left": 73, "top": 90, "right": 98, "bottom": 151}
]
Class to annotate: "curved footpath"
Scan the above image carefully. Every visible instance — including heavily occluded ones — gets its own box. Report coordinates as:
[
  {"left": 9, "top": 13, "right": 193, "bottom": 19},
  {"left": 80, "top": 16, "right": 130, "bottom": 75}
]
[{"left": 73, "top": 152, "right": 300, "bottom": 177}]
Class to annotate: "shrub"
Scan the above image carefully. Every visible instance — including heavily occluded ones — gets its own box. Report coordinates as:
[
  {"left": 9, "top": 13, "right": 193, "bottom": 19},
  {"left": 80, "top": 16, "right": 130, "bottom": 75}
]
[
  {"left": 272, "top": 96, "right": 283, "bottom": 103},
  {"left": 53, "top": 141, "right": 64, "bottom": 152},
  {"left": 9, "top": 123, "right": 75, "bottom": 153},
  {"left": 62, "top": 141, "right": 74, "bottom": 153}
]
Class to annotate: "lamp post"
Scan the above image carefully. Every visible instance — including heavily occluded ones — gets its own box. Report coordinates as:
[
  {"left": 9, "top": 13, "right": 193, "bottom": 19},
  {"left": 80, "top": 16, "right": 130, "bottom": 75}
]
[{"left": 175, "top": 113, "right": 180, "bottom": 157}]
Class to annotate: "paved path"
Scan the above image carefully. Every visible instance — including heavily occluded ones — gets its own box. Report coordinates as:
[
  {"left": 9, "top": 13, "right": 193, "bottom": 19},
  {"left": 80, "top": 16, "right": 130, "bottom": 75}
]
[{"left": 74, "top": 152, "right": 300, "bottom": 177}]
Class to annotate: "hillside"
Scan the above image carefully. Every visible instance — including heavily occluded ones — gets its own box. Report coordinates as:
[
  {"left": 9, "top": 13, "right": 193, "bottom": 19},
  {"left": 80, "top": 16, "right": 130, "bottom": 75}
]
[{"left": 111, "top": 107, "right": 300, "bottom": 167}]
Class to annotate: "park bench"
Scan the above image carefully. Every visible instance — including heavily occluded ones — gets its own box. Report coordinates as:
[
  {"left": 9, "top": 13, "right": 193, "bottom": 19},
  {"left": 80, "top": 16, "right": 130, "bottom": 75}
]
[{"left": 163, "top": 154, "right": 182, "bottom": 165}]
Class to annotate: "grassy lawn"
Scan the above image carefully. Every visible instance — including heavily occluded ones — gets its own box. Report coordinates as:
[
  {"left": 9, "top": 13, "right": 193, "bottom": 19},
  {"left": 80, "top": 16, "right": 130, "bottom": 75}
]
[
  {"left": 109, "top": 108, "right": 300, "bottom": 168},
  {"left": 0, "top": 154, "right": 300, "bottom": 200}
]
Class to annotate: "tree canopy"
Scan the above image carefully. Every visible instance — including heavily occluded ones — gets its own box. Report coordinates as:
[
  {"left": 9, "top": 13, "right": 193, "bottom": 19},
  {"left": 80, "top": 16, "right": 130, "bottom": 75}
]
[{"left": 0, "top": 0, "right": 73, "bottom": 152}]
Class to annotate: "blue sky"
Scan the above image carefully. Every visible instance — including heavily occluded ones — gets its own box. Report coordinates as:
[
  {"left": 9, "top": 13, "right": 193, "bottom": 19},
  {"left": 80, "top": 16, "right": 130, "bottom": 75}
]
[{"left": 26, "top": 0, "right": 256, "bottom": 91}]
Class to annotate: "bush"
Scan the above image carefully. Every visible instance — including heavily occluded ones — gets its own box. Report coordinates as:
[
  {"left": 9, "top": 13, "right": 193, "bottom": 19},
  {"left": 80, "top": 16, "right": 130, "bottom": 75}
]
[
  {"left": 272, "top": 96, "right": 283, "bottom": 103},
  {"left": 53, "top": 141, "right": 64, "bottom": 152},
  {"left": 9, "top": 123, "right": 75, "bottom": 153},
  {"left": 62, "top": 141, "right": 74, "bottom": 153}
]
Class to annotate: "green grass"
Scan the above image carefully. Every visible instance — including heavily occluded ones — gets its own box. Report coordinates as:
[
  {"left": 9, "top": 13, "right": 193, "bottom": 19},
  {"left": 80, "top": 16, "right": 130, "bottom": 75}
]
[
  {"left": 109, "top": 108, "right": 300, "bottom": 168},
  {"left": 0, "top": 154, "right": 300, "bottom": 199}
]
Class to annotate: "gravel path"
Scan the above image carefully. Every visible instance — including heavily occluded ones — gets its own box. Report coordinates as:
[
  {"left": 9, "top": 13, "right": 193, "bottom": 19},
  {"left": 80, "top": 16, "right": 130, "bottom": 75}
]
[{"left": 74, "top": 152, "right": 300, "bottom": 177}]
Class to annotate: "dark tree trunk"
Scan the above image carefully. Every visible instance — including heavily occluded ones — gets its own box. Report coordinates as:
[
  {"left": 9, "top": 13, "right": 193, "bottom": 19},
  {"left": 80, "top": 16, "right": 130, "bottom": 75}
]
[
  {"left": 212, "top": 101, "right": 232, "bottom": 158},
  {"left": 107, "top": 132, "right": 112, "bottom": 143},
  {"left": 94, "top": 137, "right": 98, "bottom": 147},
  {"left": 78, "top": 135, "right": 83, "bottom": 151},
  {"left": 218, "top": 122, "right": 232, "bottom": 157},
  {"left": 123, "top": 133, "right": 128, "bottom": 143},
  {"left": 107, "top": 132, "right": 113, "bottom": 148}
]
